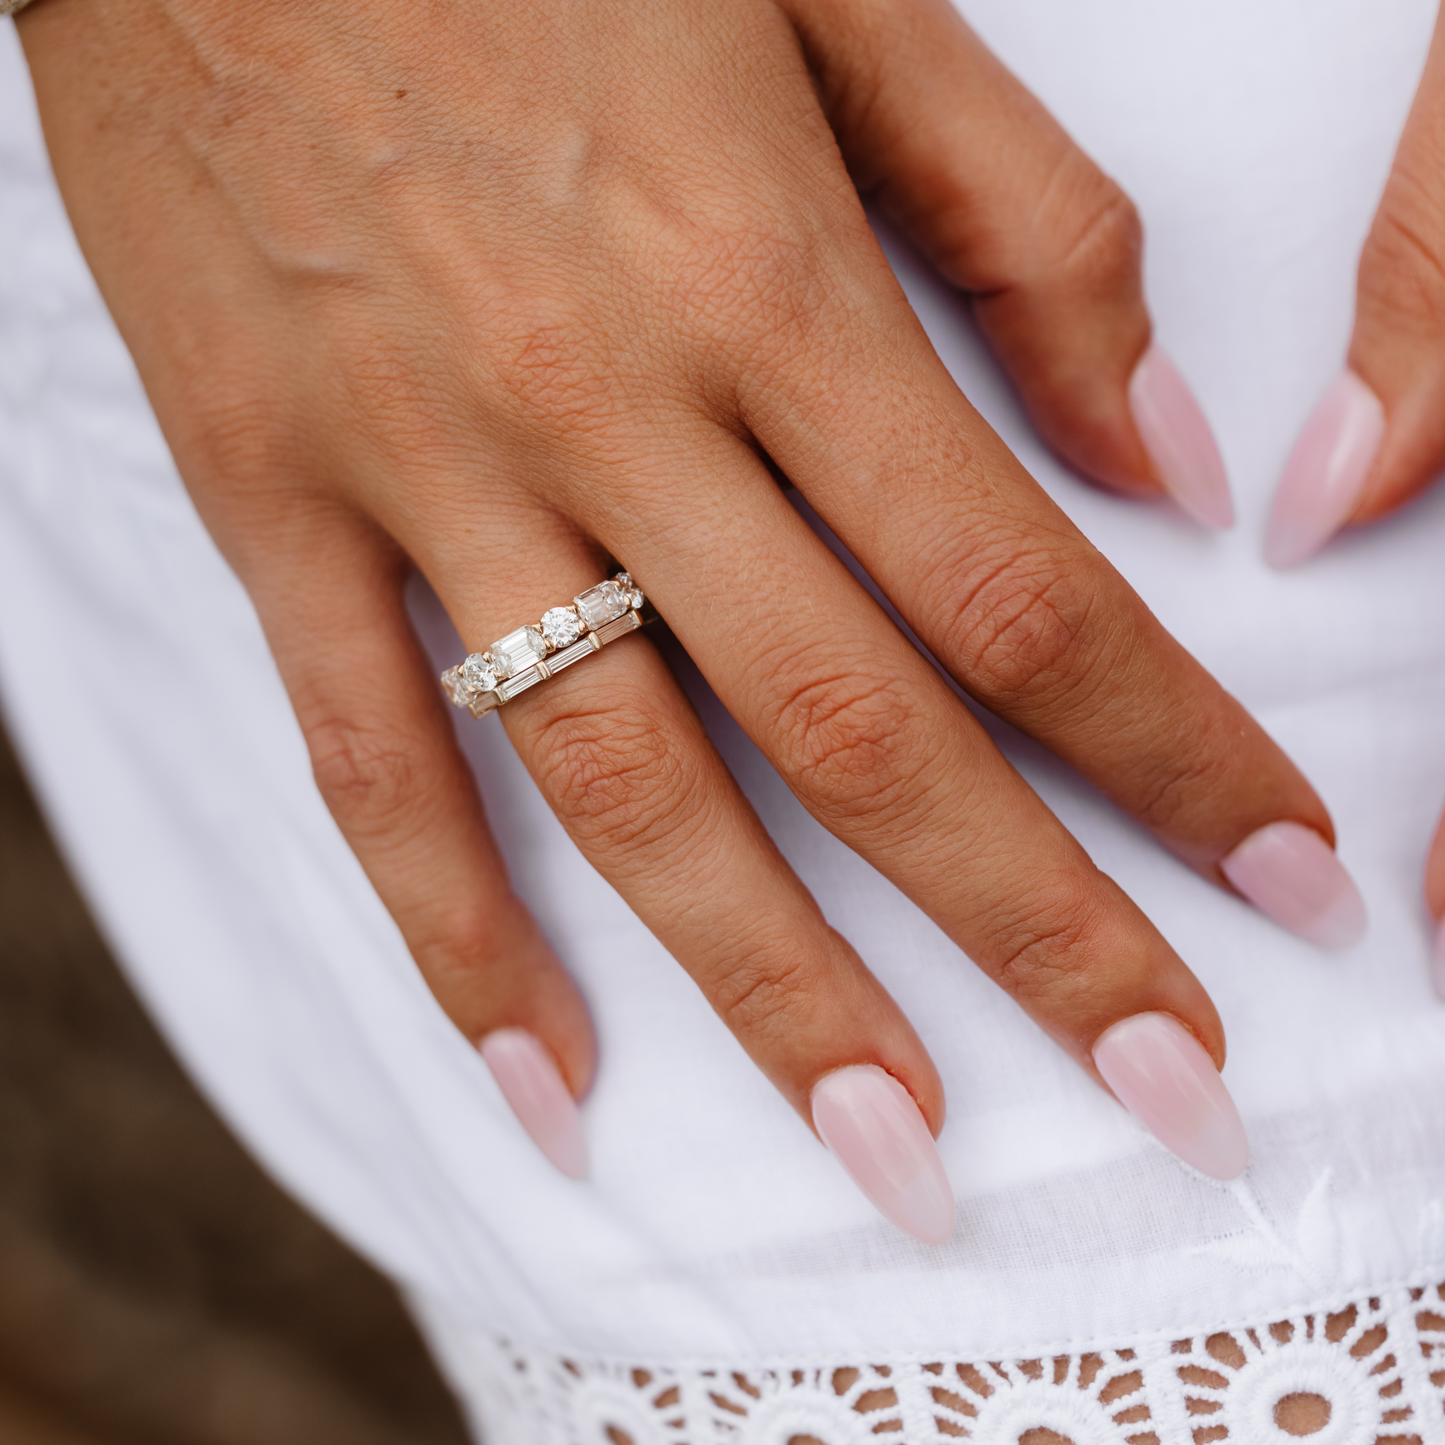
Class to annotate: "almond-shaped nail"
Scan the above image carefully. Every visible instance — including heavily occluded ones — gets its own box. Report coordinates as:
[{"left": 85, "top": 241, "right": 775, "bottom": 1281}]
[
  {"left": 811, "top": 1065, "right": 955, "bottom": 1245},
  {"left": 1220, "top": 820, "right": 1367, "bottom": 950},
  {"left": 1431, "top": 919, "right": 1445, "bottom": 1002},
  {"left": 1128, "top": 343, "right": 1234, "bottom": 528},
  {"left": 479, "top": 1028, "right": 588, "bottom": 1180},
  {"left": 1092, "top": 1013, "right": 1249, "bottom": 1179},
  {"left": 1265, "top": 370, "right": 1385, "bottom": 569}
]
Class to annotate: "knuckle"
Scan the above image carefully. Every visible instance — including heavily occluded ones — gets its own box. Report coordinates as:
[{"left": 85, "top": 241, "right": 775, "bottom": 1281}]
[
  {"left": 1048, "top": 165, "right": 1143, "bottom": 297},
  {"left": 987, "top": 892, "right": 1103, "bottom": 1003},
  {"left": 523, "top": 694, "right": 695, "bottom": 856},
  {"left": 178, "top": 382, "right": 299, "bottom": 493},
  {"left": 939, "top": 544, "right": 1104, "bottom": 705},
  {"left": 306, "top": 716, "right": 423, "bottom": 841},
  {"left": 1359, "top": 181, "right": 1445, "bottom": 336},
  {"left": 1128, "top": 748, "right": 1227, "bottom": 836},
  {"left": 709, "top": 946, "right": 811, "bottom": 1040},
  {"left": 491, "top": 309, "right": 617, "bottom": 433},
  {"left": 767, "top": 663, "right": 929, "bottom": 821},
  {"left": 409, "top": 900, "right": 507, "bottom": 992},
  {"left": 666, "top": 213, "right": 834, "bottom": 345}
]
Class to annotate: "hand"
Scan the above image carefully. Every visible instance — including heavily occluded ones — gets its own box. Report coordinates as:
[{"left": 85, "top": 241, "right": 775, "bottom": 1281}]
[
  {"left": 1262, "top": 3, "right": 1445, "bottom": 985},
  {"left": 19, "top": 0, "right": 1358, "bottom": 1239}
]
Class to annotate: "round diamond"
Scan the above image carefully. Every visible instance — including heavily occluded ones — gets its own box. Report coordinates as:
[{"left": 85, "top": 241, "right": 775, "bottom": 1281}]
[
  {"left": 460, "top": 652, "right": 499, "bottom": 693},
  {"left": 541, "top": 606, "right": 583, "bottom": 648}
]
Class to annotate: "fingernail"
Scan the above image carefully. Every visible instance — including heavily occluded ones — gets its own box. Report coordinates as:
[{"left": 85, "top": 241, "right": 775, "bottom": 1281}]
[
  {"left": 1265, "top": 370, "right": 1385, "bottom": 569},
  {"left": 1220, "top": 820, "right": 1367, "bottom": 950},
  {"left": 1128, "top": 343, "right": 1235, "bottom": 528},
  {"left": 1431, "top": 919, "right": 1445, "bottom": 1002},
  {"left": 479, "top": 1028, "right": 588, "bottom": 1180},
  {"left": 1092, "top": 1012, "right": 1249, "bottom": 1179},
  {"left": 811, "top": 1065, "right": 955, "bottom": 1245}
]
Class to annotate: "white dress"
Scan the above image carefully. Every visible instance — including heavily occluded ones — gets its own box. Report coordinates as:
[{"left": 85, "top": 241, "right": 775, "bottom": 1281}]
[{"left": 4, "top": 2, "right": 1445, "bottom": 1441}]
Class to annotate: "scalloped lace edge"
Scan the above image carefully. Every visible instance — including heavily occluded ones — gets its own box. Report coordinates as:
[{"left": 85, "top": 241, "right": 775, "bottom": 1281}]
[{"left": 430, "top": 1280, "right": 1445, "bottom": 1444}]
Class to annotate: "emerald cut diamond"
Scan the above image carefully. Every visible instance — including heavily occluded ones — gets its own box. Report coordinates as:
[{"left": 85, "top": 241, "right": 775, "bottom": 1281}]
[
  {"left": 490, "top": 626, "right": 548, "bottom": 679},
  {"left": 574, "top": 580, "right": 629, "bottom": 630}
]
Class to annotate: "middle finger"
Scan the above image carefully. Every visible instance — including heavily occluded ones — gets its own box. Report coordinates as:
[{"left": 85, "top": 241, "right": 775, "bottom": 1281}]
[{"left": 577, "top": 426, "right": 1249, "bottom": 1180}]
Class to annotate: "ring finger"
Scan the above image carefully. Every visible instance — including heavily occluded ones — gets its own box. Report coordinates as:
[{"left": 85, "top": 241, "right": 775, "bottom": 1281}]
[{"left": 419, "top": 515, "right": 957, "bottom": 1243}]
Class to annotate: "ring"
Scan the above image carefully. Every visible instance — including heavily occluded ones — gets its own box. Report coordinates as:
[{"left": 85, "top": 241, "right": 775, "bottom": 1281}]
[{"left": 440, "top": 572, "right": 650, "bottom": 718}]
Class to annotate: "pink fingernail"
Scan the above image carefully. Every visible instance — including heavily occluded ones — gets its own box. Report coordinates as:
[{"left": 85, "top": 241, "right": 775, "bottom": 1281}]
[
  {"left": 1265, "top": 370, "right": 1385, "bottom": 569},
  {"left": 479, "top": 1028, "right": 588, "bottom": 1180},
  {"left": 1128, "top": 343, "right": 1234, "bottom": 528},
  {"left": 1092, "top": 1013, "right": 1249, "bottom": 1180},
  {"left": 811, "top": 1065, "right": 955, "bottom": 1245},
  {"left": 1431, "top": 919, "right": 1445, "bottom": 1002},
  {"left": 1220, "top": 820, "right": 1367, "bottom": 950}
]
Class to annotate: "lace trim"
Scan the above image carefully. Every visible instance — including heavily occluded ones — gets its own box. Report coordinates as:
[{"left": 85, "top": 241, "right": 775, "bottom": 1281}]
[{"left": 449, "top": 1282, "right": 1445, "bottom": 1444}]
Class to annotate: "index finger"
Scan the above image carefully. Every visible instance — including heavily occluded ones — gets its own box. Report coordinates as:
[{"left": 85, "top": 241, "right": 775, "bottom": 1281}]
[{"left": 737, "top": 243, "right": 1365, "bottom": 951}]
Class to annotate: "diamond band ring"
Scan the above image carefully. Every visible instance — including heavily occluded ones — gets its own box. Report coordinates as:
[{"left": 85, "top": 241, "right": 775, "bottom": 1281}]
[{"left": 441, "top": 572, "right": 649, "bottom": 718}]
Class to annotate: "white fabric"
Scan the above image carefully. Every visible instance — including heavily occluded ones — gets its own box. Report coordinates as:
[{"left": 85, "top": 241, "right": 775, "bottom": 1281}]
[
  {"left": 414, "top": 1282, "right": 1445, "bottom": 1444},
  {"left": 4, "top": 0, "right": 1445, "bottom": 1424}
]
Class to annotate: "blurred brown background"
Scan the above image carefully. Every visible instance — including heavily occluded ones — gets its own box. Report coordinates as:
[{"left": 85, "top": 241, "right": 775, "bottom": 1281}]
[{"left": 0, "top": 716, "right": 472, "bottom": 1445}]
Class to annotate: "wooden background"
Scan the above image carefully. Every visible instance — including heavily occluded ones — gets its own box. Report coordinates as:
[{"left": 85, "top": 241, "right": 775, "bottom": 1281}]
[{"left": 0, "top": 720, "right": 471, "bottom": 1445}]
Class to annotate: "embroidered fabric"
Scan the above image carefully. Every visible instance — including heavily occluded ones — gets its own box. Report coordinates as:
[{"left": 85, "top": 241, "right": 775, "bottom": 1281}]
[{"left": 432, "top": 1284, "right": 1445, "bottom": 1445}]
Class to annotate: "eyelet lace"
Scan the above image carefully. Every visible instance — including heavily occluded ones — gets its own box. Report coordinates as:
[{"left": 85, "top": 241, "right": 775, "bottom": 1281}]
[{"left": 438, "top": 1281, "right": 1445, "bottom": 1444}]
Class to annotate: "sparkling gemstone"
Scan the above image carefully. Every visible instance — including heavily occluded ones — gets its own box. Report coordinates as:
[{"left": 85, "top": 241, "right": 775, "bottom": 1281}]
[
  {"left": 574, "top": 580, "right": 629, "bottom": 630},
  {"left": 490, "top": 625, "right": 548, "bottom": 678},
  {"left": 540, "top": 606, "right": 583, "bottom": 648},
  {"left": 440, "top": 666, "right": 470, "bottom": 707},
  {"left": 613, "top": 571, "right": 645, "bottom": 609},
  {"left": 460, "top": 652, "right": 499, "bottom": 694}
]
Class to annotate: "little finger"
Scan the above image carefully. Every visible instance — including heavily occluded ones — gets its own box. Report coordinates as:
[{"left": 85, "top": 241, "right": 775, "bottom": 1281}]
[
  {"left": 738, "top": 284, "right": 1364, "bottom": 950},
  {"left": 249, "top": 513, "right": 595, "bottom": 1179}
]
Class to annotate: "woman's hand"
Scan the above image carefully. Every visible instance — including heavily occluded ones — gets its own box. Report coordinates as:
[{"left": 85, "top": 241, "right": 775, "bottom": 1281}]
[
  {"left": 19, "top": 0, "right": 1358, "bottom": 1239},
  {"left": 1262, "top": 3, "right": 1445, "bottom": 988}
]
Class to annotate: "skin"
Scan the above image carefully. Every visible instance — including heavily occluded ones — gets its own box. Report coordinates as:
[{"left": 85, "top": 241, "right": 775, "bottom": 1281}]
[
  {"left": 1315, "top": 3, "right": 1445, "bottom": 933},
  {"left": 17, "top": 0, "right": 1338, "bottom": 1135}
]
